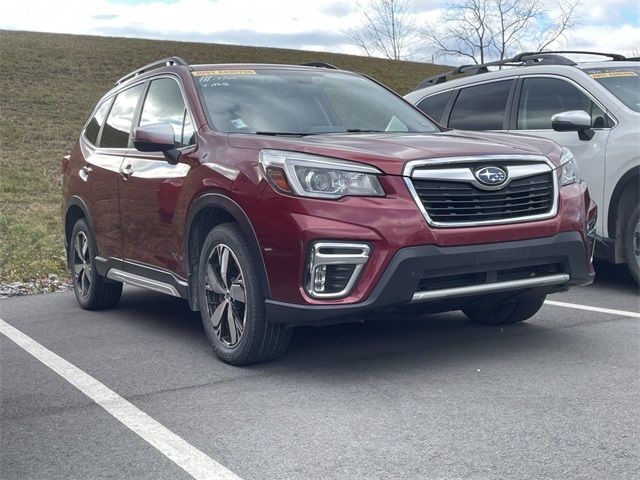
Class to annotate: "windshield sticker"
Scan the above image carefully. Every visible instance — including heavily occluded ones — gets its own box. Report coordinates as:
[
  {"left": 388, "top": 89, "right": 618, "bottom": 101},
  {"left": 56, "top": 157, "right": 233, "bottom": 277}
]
[
  {"left": 230, "top": 118, "right": 248, "bottom": 129},
  {"left": 192, "top": 69, "right": 256, "bottom": 76},
  {"left": 588, "top": 71, "right": 637, "bottom": 79}
]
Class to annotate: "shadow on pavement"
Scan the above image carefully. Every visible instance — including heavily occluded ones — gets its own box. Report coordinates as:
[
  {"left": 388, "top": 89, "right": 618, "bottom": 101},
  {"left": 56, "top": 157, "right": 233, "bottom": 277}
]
[
  {"left": 114, "top": 287, "right": 573, "bottom": 375},
  {"left": 592, "top": 259, "right": 638, "bottom": 294}
]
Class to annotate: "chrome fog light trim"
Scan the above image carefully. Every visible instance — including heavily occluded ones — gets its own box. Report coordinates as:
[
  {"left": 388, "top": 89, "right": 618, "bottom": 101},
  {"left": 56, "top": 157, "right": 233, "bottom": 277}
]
[{"left": 306, "top": 242, "right": 370, "bottom": 299}]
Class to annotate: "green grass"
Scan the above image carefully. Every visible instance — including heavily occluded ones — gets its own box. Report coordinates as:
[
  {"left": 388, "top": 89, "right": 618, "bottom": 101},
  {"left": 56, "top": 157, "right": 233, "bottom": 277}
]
[{"left": 0, "top": 29, "right": 448, "bottom": 283}]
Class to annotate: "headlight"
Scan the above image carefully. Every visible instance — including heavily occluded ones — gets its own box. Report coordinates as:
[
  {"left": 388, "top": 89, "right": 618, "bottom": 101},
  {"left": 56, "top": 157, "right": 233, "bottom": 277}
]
[
  {"left": 560, "top": 147, "right": 580, "bottom": 186},
  {"left": 259, "top": 149, "right": 385, "bottom": 199}
]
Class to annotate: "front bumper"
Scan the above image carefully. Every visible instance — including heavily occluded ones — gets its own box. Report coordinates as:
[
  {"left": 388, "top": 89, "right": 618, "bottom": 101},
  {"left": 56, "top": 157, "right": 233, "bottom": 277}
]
[{"left": 266, "top": 231, "right": 594, "bottom": 325}]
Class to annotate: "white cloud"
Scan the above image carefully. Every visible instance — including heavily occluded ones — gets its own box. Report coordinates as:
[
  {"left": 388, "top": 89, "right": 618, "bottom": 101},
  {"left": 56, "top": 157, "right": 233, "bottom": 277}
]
[
  {"left": 561, "top": 23, "right": 640, "bottom": 55},
  {"left": 0, "top": 0, "right": 366, "bottom": 53},
  {"left": 1, "top": 0, "right": 639, "bottom": 60}
]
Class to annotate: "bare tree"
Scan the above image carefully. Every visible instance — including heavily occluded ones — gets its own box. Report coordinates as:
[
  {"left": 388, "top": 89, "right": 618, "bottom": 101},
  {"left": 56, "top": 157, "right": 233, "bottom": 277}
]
[
  {"left": 422, "top": 0, "right": 493, "bottom": 64},
  {"left": 422, "top": 0, "right": 579, "bottom": 65},
  {"left": 533, "top": 0, "right": 579, "bottom": 51},
  {"left": 349, "top": 0, "right": 416, "bottom": 60}
]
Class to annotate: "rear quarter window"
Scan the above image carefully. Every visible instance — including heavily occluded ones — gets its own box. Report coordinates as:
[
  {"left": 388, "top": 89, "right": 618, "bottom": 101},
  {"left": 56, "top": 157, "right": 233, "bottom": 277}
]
[
  {"left": 416, "top": 91, "right": 452, "bottom": 124},
  {"left": 84, "top": 100, "right": 111, "bottom": 145}
]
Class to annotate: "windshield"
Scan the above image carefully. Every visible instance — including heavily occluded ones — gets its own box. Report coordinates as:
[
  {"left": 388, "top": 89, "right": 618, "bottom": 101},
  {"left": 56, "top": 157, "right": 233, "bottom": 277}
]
[
  {"left": 192, "top": 68, "right": 438, "bottom": 135},
  {"left": 582, "top": 65, "right": 640, "bottom": 112}
]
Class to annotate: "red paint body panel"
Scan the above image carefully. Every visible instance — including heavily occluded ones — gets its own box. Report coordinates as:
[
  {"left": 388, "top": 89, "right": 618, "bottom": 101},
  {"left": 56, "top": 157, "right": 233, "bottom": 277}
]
[{"left": 64, "top": 140, "right": 124, "bottom": 259}]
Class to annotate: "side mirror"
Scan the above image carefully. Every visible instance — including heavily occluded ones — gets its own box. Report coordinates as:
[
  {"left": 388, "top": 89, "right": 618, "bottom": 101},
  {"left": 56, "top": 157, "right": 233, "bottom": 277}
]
[
  {"left": 132, "top": 123, "right": 181, "bottom": 164},
  {"left": 551, "top": 110, "right": 594, "bottom": 141}
]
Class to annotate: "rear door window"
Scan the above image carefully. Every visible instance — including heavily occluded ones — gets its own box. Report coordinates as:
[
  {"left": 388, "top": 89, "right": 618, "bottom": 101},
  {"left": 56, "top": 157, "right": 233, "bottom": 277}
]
[
  {"left": 517, "top": 77, "right": 607, "bottom": 129},
  {"left": 416, "top": 91, "right": 452, "bottom": 124},
  {"left": 100, "top": 84, "right": 144, "bottom": 148},
  {"left": 139, "top": 78, "right": 195, "bottom": 148},
  {"left": 449, "top": 80, "right": 514, "bottom": 130}
]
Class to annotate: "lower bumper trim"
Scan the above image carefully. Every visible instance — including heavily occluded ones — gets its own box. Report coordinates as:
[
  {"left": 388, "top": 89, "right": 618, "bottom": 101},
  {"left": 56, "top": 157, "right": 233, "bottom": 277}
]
[
  {"left": 266, "top": 231, "right": 593, "bottom": 326},
  {"left": 411, "top": 274, "right": 570, "bottom": 303}
]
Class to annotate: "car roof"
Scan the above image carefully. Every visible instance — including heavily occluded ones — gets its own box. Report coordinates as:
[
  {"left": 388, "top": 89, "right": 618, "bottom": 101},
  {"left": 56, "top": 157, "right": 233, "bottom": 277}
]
[
  {"left": 190, "top": 63, "right": 347, "bottom": 71},
  {"left": 405, "top": 51, "right": 639, "bottom": 101},
  {"left": 405, "top": 60, "right": 639, "bottom": 103},
  {"left": 114, "top": 57, "right": 351, "bottom": 87}
]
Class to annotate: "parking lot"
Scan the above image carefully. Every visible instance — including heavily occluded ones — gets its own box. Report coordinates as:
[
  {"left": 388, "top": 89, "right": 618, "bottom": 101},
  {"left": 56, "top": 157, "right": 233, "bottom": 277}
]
[{"left": 1, "top": 261, "right": 638, "bottom": 480}]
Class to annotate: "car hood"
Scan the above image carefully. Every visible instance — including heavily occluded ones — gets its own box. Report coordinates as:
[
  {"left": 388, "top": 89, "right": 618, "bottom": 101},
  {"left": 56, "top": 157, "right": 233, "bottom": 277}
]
[{"left": 227, "top": 130, "right": 563, "bottom": 175}]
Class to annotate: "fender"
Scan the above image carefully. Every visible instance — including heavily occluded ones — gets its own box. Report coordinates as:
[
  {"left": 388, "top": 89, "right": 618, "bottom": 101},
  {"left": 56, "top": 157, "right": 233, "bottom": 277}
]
[
  {"left": 63, "top": 195, "right": 93, "bottom": 247},
  {"left": 184, "top": 193, "right": 272, "bottom": 306},
  {"left": 608, "top": 166, "right": 639, "bottom": 239}
]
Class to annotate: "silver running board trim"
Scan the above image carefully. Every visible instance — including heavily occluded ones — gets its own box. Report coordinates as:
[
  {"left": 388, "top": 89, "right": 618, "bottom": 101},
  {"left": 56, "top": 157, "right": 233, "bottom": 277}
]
[
  {"left": 106, "top": 269, "right": 181, "bottom": 297},
  {"left": 411, "top": 273, "right": 570, "bottom": 303}
]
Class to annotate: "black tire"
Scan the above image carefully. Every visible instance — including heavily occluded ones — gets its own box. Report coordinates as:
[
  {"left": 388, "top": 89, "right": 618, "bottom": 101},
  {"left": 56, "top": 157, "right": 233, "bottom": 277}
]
[
  {"left": 197, "top": 223, "right": 292, "bottom": 365},
  {"left": 621, "top": 198, "right": 640, "bottom": 284},
  {"left": 463, "top": 294, "right": 546, "bottom": 325},
  {"left": 68, "top": 218, "right": 122, "bottom": 310}
]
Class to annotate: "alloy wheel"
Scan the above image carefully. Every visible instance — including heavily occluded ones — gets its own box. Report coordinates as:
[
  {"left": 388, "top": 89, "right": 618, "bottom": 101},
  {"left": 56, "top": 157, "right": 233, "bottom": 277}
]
[
  {"left": 204, "top": 244, "right": 247, "bottom": 348},
  {"left": 73, "top": 231, "right": 92, "bottom": 298}
]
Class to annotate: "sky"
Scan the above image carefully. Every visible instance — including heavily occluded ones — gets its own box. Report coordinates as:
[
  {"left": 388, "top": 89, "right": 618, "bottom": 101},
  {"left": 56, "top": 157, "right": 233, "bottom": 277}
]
[{"left": 2, "top": 0, "right": 639, "bottom": 62}]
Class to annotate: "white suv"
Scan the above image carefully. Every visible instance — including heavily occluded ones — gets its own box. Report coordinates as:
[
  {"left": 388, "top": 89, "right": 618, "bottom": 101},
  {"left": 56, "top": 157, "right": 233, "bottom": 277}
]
[{"left": 405, "top": 51, "right": 640, "bottom": 283}]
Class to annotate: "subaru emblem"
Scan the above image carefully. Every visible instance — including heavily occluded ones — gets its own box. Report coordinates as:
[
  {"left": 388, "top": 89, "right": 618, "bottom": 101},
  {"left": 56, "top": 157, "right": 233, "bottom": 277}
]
[{"left": 474, "top": 166, "right": 507, "bottom": 186}]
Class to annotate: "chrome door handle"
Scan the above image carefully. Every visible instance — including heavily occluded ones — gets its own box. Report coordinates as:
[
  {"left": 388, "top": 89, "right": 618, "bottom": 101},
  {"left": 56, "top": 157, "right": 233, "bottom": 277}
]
[
  {"left": 79, "top": 165, "right": 93, "bottom": 181},
  {"left": 120, "top": 165, "right": 134, "bottom": 178}
]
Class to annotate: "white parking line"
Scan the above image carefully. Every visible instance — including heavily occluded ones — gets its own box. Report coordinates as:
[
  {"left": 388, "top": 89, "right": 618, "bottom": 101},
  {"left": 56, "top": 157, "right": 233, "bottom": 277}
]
[
  {"left": 0, "top": 318, "right": 242, "bottom": 480},
  {"left": 544, "top": 300, "right": 640, "bottom": 319}
]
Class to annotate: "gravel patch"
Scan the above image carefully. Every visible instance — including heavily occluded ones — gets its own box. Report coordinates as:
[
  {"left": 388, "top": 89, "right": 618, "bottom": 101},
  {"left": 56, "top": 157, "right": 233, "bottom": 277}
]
[{"left": 0, "top": 274, "right": 73, "bottom": 299}]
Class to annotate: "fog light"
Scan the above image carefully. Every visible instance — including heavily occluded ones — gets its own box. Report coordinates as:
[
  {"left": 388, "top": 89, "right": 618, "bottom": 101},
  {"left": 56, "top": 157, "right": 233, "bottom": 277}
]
[{"left": 314, "top": 265, "right": 327, "bottom": 292}]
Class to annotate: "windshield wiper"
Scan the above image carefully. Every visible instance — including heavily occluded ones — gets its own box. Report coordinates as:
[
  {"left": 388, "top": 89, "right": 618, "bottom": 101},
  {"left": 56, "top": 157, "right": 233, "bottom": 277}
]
[
  {"left": 254, "top": 131, "right": 315, "bottom": 137},
  {"left": 345, "top": 129, "right": 385, "bottom": 133}
]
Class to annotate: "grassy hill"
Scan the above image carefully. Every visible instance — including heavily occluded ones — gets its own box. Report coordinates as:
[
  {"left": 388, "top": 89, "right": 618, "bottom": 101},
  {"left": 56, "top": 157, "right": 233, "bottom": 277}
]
[{"left": 0, "top": 29, "right": 448, "bottom": 283}]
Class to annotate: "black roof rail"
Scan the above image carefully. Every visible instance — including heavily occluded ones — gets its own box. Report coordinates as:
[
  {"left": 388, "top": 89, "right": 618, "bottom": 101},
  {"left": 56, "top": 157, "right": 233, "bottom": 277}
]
[
  {"left": 514, "top": 52, "right": 576, "bottom": 65},
  {"left": 525, "top": 50, "right": 627, "bottom": 61},
  {"left": 414, "top": 70, "right": 456, "bottom": 89},
  {"left": 115, "top": 56, "right": 189, "bottom": 86},
  {"left": 413, "top": 50, "right": 629, "bottom": 91},
  {"left": 300, "top": 62, "right": 338, "bottom": 69}
]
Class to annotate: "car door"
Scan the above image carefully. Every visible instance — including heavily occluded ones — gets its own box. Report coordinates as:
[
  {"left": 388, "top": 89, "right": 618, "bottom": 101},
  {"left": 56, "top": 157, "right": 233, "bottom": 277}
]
[
  {"left": 118, "top": 76, "right": 197, "bottom": 276},
  {"left": 508, "top": 76, "right": 611, "bottom": 228},
  {"left": 79, "top": 84, "right": 144, "bottom": 261}
]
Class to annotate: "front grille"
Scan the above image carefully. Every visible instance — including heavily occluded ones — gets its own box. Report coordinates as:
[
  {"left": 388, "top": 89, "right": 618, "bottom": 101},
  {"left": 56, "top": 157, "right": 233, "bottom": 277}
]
[{"left": 411, "top": 172, "right": 554, "bottom": 224}]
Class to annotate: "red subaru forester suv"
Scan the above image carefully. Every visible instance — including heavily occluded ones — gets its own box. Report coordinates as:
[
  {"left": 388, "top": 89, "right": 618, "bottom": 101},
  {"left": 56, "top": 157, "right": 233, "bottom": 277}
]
[{"left": 63, "top": 57, "right": 596, "bottom": 365}]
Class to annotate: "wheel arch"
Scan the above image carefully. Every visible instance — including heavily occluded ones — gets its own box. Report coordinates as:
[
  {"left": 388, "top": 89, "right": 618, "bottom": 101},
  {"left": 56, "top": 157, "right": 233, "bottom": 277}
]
[
  {"left": 184, "top": 193, "right": 271, "bottom": 310},
  {"left": 64, "top": 196, "right": 93, "bottom": 264},
  {"left": 608, "top": 166, "right": 639, "bottom": 242}
]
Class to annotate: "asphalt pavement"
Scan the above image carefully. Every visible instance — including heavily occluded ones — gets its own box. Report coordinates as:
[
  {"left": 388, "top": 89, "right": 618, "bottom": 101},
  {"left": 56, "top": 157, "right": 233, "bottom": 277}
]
[{"left": 1, "top": 260, "right": 638, "bottom": 480}]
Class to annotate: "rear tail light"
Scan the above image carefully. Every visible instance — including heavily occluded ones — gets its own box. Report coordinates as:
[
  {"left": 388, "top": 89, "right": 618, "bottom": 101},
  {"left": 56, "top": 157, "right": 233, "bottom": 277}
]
[{"left": 306, "top": 242, "right": 370, "bottom": 298}]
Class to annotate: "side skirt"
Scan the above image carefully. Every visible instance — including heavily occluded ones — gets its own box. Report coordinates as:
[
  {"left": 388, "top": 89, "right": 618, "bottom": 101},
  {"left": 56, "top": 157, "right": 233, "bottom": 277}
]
[{"left": 95, "top": 256, "right": 189, "bottom": 299}]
